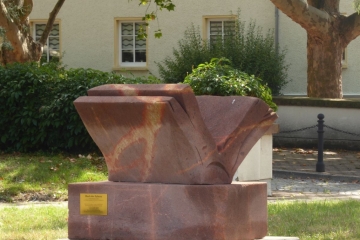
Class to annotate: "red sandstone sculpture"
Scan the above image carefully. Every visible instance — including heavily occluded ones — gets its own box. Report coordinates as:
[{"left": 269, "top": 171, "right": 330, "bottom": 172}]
[
  {"left": 74, "top": 84, "right": 277, "bottom": 184},
  {"left": 69, "top": 84, "right": 278, "bottom": 240}
]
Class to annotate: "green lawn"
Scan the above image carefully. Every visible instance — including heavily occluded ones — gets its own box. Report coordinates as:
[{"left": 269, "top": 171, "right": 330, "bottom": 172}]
[
  {"left": 268, "top": 200, "right": 360, "bottom": 239},
  {"left": 1, "top": 153, "right": 360, "bottom": 239},
  {"left": 0, "top": 205, "right": 67, "bottom": 240},
  {"left": 0, "top": 152, "right": 108, "bottom": 202},
  {"left": 1, "top": 200, "right": 360, "bottom": 239}
]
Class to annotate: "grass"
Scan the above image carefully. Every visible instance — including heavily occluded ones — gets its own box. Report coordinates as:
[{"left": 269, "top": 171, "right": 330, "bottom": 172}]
[
  {"left": 0, "top": 205, "right": 68, "bottom": 240},
  {"left": 1, "top": 200, "right": 360, "bottom": 239},
  {"left": 268, "top": 200, "right": 360, "bottom": 239},
  {"left": 1, "top": 152, "right": 360, "bottom": 239},
  {"left": 0, "top": 152, "right": 108, "bottom": 202}
]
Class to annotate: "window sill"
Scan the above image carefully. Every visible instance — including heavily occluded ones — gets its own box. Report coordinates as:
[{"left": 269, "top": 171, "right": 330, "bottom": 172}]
[
  {"left": 273, "top": 96, "right": 360, "bottom": 109},
  {"left": 112, "top": 66, "right": 148, "bottom": 71}
]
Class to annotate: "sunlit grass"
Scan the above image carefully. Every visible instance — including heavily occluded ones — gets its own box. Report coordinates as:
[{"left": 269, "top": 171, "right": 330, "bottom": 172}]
[
  {"left": 1, "top": 199, "right": 360, "bottom": 239},
  {"left": 0, "top": 205, "right": 68, "bottom": 240},
  {"left": 2, "top": 152, "right": 360, "bottom": 239},
  {"left": 268, "top": 200, "right": 360, "bottom": 239},
  {"left": 0, "top": 152, "right": 108, "bottom": 202}
]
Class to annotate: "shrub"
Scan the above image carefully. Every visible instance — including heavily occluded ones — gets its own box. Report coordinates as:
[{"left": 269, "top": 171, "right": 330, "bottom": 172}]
[
  {"left": 183, "top": 58, "right": 277, "bottom": 111},
  {"left": 0, "top": 62, "right": 161, "bottom": 152},
  {"left": 157, "top": 25, "right": 212, "bottom": 84},
  {"left": 157, "top": 12, "right": 289, "bottom": 95}
]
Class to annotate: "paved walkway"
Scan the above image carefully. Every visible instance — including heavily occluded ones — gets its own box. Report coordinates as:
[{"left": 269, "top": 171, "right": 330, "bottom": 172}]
[{"left": 270, "top": 148, "right": 360, "bottom": 201}]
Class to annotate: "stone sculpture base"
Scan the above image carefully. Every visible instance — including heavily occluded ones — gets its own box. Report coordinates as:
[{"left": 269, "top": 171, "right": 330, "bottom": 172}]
[{"left": 68, "top": 181, "right": 267, "bottom": 240}]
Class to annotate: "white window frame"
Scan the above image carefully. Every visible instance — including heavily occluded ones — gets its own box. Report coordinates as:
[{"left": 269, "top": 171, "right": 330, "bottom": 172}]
[
  {"left": 202, "top": 15, "right": 236, "bottom": 42},
  {"left": 208, "top": 19, "right": 234, "bottom": 41},
  {"left": 114, "top": 18, "right": 148, "bottom": 70},
  {"left": 31, "top": 20, "right": 61, "bottom": 62}
]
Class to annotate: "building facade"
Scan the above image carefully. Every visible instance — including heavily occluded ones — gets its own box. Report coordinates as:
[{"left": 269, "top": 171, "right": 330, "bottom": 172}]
[{"left": 30, "top": 0, "right": 360, "bottom": 96}]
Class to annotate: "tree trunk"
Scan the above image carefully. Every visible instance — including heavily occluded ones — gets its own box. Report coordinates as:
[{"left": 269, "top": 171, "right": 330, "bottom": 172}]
[
  {"left": 0, "top": 0, "right": 65, "bottom": 65},
  {"left": 270, "top": 0, "right": 360, "bottom": 99},
  {"left": 307, "top": 34, "right": 344, "bottom": 98},
  {"left": 307, "top": 0, "right": 340, "bottom": 13},
  {"left": 1, "top": 31, "right": 43, "bottom": 64},
  {"left": 306, "top": 0, "right": 344, "bottom": 98}
]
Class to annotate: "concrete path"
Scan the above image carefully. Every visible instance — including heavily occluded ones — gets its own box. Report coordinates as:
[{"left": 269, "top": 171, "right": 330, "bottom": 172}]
[
  {"left": 269, "top": 177, "right": 360, "bottom": 201},
  {"left": 271, "top": 148, "right": 360, "bottom": 201},
  {"left": 273, "top": 148, "right": 360, "bottom": 180}
]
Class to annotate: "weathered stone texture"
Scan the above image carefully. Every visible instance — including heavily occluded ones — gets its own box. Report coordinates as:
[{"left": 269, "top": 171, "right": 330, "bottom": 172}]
[
  {"left": 70, "top": 84, "right": 277, "bottom": 240},
  {"left": 74, "top": 84, "right": 277, "bottom": 184},
  {"left": 68, "top": 181, "right": 267, "bottom": 240}
]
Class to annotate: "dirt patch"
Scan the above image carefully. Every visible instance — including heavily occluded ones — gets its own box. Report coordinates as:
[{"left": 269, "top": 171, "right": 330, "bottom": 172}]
[{"left": 1, "top": 191, "right": 67, "bottom": 203}]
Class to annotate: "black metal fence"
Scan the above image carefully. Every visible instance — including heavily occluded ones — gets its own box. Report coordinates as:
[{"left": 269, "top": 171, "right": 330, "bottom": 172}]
[{"left": 275, "top": 114, "right": 360, "bottom": 172}]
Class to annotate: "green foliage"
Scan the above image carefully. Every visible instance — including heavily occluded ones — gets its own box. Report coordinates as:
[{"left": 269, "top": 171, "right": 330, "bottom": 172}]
[
  {"left": 158, "top": 25, "right": 212, "bottom": 83},
  {"left": 355, "top": 0, "right": 360, "bottom": 13},
  {"left": 0, "top": 62, "right": 161, "bottom": 152},
  {"left": 184, "top": 58, "right": 277, "bottom": 111},
  {"left": 138, "top": 0, "right": 175, "bottom": 11},
  {"left": 0, "top": 27, "right": 13, "bottom": 51},
  {"left": 2, "top": 0, "right": 31, "bottom": 36},
  {"left": 135, "top": 0, "right": 176, "bottom": 39},
  {"left": 158, "top": 13, "right": 289, "bottom": 95}
]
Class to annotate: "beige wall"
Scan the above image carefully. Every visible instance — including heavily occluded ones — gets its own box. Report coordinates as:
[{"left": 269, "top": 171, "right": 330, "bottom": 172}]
[
  {"left": 31, "top": 0, "right": 149, "bottom": 72},
  {"left": 341, "top": 3, "right": 360, "bottom": 96},
  {"left": 30, "top": 0, "right": 360, "bottom": 96},
  {"left": 30, "top": 0, "right": 274, "bottom": 73},
  {"left": 277, "top": 10, "right": 307, "bottom": 95}
]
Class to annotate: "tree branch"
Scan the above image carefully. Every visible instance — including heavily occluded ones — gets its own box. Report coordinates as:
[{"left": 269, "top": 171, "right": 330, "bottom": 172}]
[
  {"left": 342, "top": 12, "right": 360, "bottom": 46},
  {"left": 270, "top": 0, "right": 331, "bottom": 35},
  {"left": 38, "top": 0, "right": 65, "bottom": 45},
  {"left": 20, "top": 0, "right": 33, "bottom": 22},
  {"left": 0, "top": 0, "right": 30, "bottom": 63},
  {"left": 0, "top": 0, "right": 11, "bottom": 27},
  {"left": 0, "top": 1, "right": 20, "bottom": 45}
]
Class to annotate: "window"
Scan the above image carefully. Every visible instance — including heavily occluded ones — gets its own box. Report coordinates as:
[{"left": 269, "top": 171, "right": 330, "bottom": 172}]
[
  {"left": 341, "top": 13, "right": 348, "bottom": 69},
  {"left": 120, "top": 22, "right": 146, "bottom": 65},
  {"left": 32, "top": 21, "right": 60, "bottom": 62},
  {"left": 202, "top": 16, "right": 236, "bottom": 44},
  {"left": 114, "top": 18, "right": 147, "bottom": 70},
  {"left": 208, "top": 20, "right": 235, "bottom": 45},
  {"left": 342, "top": 48, "right": 348, "bottom": 69}
]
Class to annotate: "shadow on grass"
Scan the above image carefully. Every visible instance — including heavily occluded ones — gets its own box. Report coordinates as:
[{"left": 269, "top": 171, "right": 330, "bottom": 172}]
[{"left": 0, "top": 152, "right": 108, "bottom": 202}]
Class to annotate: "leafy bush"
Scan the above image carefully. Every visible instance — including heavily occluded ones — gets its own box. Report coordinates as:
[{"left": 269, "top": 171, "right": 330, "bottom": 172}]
[
  {"left": 157, "top": 25, "right": 212, "bottom": 84},
  {"left": 184, "top": 58, "right": 277, "bottom": 111},
  {"left": 157, "top": 12, "right": 289, "bottom": 95},
  {"left": 0, "top": 62, "right": 161, "bottom": 152}
]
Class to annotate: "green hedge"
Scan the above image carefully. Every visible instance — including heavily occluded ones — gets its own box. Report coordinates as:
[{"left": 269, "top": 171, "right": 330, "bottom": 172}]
[
  {"left": 0, "top": 62, "right": 160, "bottom": 152},
  {"left": 184, "top": 58, "right": 277, "bottom": 111},
  {"left": 157, "top": 12, "right": 289, "bottom": 95}
]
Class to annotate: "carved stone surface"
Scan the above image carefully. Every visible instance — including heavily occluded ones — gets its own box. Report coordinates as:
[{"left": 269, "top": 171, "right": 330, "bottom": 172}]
[
  {"left": 70, "top": 84, "right": 277, "bottom": 239},
  {"left": 68, "top": 181, "right": 267, "bottom": 240},
  {"left": 74, "top": 84, "right": 277, "bottom": 184}
]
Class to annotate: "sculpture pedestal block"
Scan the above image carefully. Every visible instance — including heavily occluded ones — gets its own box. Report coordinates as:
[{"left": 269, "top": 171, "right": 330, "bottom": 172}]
[{"left": 68, "top": 181, "right": 267, "bottom": 240}]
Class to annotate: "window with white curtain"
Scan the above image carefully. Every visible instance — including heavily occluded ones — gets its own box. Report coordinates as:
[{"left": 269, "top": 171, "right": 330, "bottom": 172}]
[
  {"left": 33, "top": 23, "right": 60, "bottom": 62},
  {"left": 120, "top": 22, "right": 146, "bottom": 67},
  {"left": 208, "top": 19, "right": 235, "bottom": 45}
]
